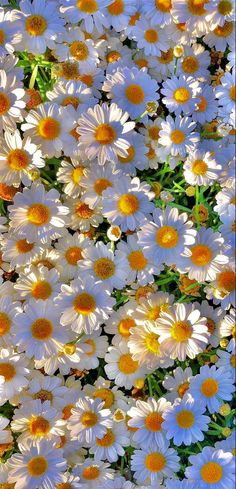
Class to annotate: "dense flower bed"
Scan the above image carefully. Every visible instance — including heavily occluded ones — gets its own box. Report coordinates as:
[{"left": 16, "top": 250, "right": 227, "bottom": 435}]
[{"left": 0, "top": 1, "right": 235, "bottom": 488}]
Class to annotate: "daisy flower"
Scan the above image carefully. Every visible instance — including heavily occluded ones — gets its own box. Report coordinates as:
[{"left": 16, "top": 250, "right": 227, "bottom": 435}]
[
  {"left": 183, "top": 149, "right": 222, "bottom": 186},
  {"left": 102, "top": 176, "right": 155, "bottom": 232},
  {"left": 67, "top": 396, "right": 112, "bottom": 445},
  {"left": 158, "top": 115, "right": 199, "bottom": 158},
  {"left": 23, "top": 371, "right": 68, "bottom": 410},
  {"left": 79, "top": 163, "right": 120, "bottom": 208},
  {"left": 138, "top": 206, "right": 197, "bottom": 267},
  {"left": 77, "top": 102, "right": 135, "bottom": 165},
  {"left": 219, "top": 308, "right": 235, "bottom": 350},
  {"left": 66, "top": 197, "right": 103, "bottom": 232},
  {"left": 185, "top": 446, "right": 235, "bottom": 489},
  {"left": 141, "top": 0, "right": 173, "bottom": 26},
  {"left": 12, "top": 299, "right": 69, "bottom": 360},
  {"left": 198, "top": 300, "right": 225, "bottom": 348},
  {"left": 47, "top": 79, "right": 96, "bottom": 116},
  {"left": 172, "top": 0, "right": 210, "bottom": 35},
  {"left": 17, "top": 0, "right": 65, "bottom": 55},
  {"left": 9, "top": 183, "right": 69, "bottom": 244},
  {"left": 0, "top": 295, "right": 22, "bottom": 348},
  {"left": 157, "top": 303, "right": 209, "bottom": 361},
  {"left": 53, "top": 26, "right": 99, "bottom": 73},
  {"left": 178, "top": 43, "right": 211, "bottom": 81},
  {"left": 0, "top": 416, "right": 13, "bottom": 445},
  {"left": 0, "top": 348, "right": 29, "bottom": 406},
  {"left": 76, "top": 460, "right": 114, "bottom": 489},
  {"left": 104, "top": 301, "right": 138, "bottom": 344},
  {"left": 203, "top": 20, "right": 235, "bottom": 52},
  {"left": 218, "top": 206, "right": 235, "bottom": 249},
  {"left": 132, "top": 17, "right": 169, "bottom": 56},
  {"left": 60, "top": 0, "right": 111, "bottom": 33},
  {"left": 163, "top": 393, "right": 210, "bottom": 446},
  {"left": 104, "top": 340, "right": 146, "bottom": 390},
  {"left": 131, "top": 441, "right": 180, "bottom": 484},
  {"left": 21, "top": 102, "right": 76, "bottom": 158},
  {"left": 90, "top": 420, "right": 130, "bottom": 462},
  {"left": 205, "top": 263, "right": 236, "bottom": 310},
  {"left": 177, "top": 227, "right": 229, "bottom": 282},
  {"left": 206, "top": 0, "right": 235, "bottom": 28},
  {"left": 0, "top": 70, "right": 26, "bottom": 133},
  {"left": 113, "top": 131, "right": 148, "bottom": 175},
  {"left": 11, "top": 399, "right": 65, "bottom": 449},
  {"left": 193, "top": 84, "right": 218, "bottom": 124},
  {"left": 56, "top": 277, "right": 115, "bottom": 334},
  {"left": 216, "top": 346, "right": 236, "bottom": 379},
  {"left": 1, "top": 233, "right": 43, "bottom": 270},
  {"left": 161, "top": 75, "right": 200, "bottom": 116},
  {"left": 103, "top": 67, "right": 158, "bottom": 121},
  {"left": 14, "top": 265, "right": 61, "bottom": 301},
  {"left": 55, "top": 231, "right": 91, "bottom": 280},
  {"left": 56, "top": 157, "right": 89, "bottom": 199},
  {"left": 105, "top": 0, "right": 137, "bottom": 31},
  {"left": 127, "top": 397, "right": 170, "bottom": 447},
  {"left": 78, "top": 241, "right": 128, "bottom": 291},
  {"left": 76, "top": 328, "right": 109, "bottom": 371},
  {"left": 8, "top": 440, "right": 66, "bottom": 489},
  {"left": 0, "top": 8, "right": 21, "bottom": 56},
  {"left": 189, "top": 364, "right": 235, "bottom": 413},
  {"left": 131, "top": 291, "right": 174, "bottom": 326},
  {"left": 162, "top": 366, "right": 193, "bottom": 402},
  {"left": 214, "top": 186, "right": 236, "bottom": 217},
  {"left": 215, "top": 70, "right": 236, "bottom": 113}
]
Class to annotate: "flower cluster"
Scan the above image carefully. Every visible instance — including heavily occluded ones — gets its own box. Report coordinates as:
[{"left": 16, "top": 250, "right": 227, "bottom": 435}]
[{"left": 0, "top": 0, "right": 235, "bottom": 488}]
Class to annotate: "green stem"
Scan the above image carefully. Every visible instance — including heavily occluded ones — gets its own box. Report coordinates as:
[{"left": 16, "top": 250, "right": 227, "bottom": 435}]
[
  {"left": 29, "top": 64, "right": 38, "bottom": 89},
  {"left": 135, "top": 110, "right": 148, "bottom": 123},
  {"left": 147, "top": 375, "right": 153, "bottom": 397},
  {"left": 195, "top": 184, "right": 201, "bottom": 229}
]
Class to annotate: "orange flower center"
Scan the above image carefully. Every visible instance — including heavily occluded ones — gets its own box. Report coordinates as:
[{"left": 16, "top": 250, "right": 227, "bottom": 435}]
[
  {"left": 73, "top": 292, "right": 96, "bottom": 314},
  {"left": 38, "top": 117, "right": 61, "bottom": 140},
  {"left": 145, "top": 412, "right": 164, "bottom": 432},
  {"left": 192, "top": 159, "right": 208, "bottom": 175},
  {"left": 106, "top": 50, "right": 121, "bottom": 63},
  {"left": 128, "top": 250, "right": 148, "bottom": 270},
  {"left": 190, "top": 244, "right": 212, "bottom": 266},
  {"left": 201, "top": 378, "right": 219, "bottom": 397},
  {"left": 182, "top": 56, "right": 199, "bottom": 74},
  {"left": 82, "top": 466, "right": 100, "bottom": 480},
  {"left": 93, "top": 388, "right": 114, "bottom": 408},
  {"left": 7, "top": 149, "right": 29, "bottom": 171},
  {"left": 125, "top": 84, "right": 145, "bottom": 105},
  {"left": 118, "top": 146, "right": 135, "bottom": 163},
  {"left": 29, "top": 416, "right": 50, "bottom": 436},
  {"left": 218, "top": 0, "right": 232, "bottom": 15},
  {"left": 76, "top": 201, "right": 94, "bottom": 219},
  {"left": 77, "top": 0, "right": 98, "bottom": 13},
  {"left": 214, "top": 21, "right": 233, "bottom": 37},
  {"left": 93, "top": 257, "right": 115, "bottom": 280},
  {"left": 96, "top": 429, "right": 115, "bottom": 446},
  {"left": 156, "top": 225, "right": 179, "bottom": 248},
  {"left": 178, "top": 381, "right": 190, "bottom": 398},
  {"left": 70, "top": 41, "right": 89, "bottom": 61},
  {"left": 176, "top": 409, "right": 195, "bottom": 428},
  {"left": 188, "top": 0, "right": 208, "bottom": 15},
  {"left": 27, "top": 456, "right": 48, "bottom": 477},
  {"left": 118, "top": 353, "right": 138, "bottom": 374},
  {"left": 118, "top": 193, "right": 139, "bottom": 215},
  {"left": 25, "top": 15, "right": 47, "bottom": 36},
  {"left": 201, "top": 462, "right": 223, "bottom": 483},
  {"left": 81, "top": 411, "right": 98, "bottom": 427},
  {"left": 31, "top": 280, "right": 52, "bottom": 300},
  {"left": 145, "top": 452, "right": 166, "bottom": 472},
  {"left": 171, "top": 129, "right": 186, "bottom": 144},
  {"left": 144, "top": 29, "right": 158, "bottom": 43},
  {"left": 118, "top": 317, "right": 136, "bottom": 337},
  {"left": 174, "top": 87, "right": 190, "bottom": 103},
  {"left": 94, "top": 178, "right": 112, "bottom": 195},
  {"left": 107, "top": 0, "right": 124, "bottom": 15},
  {"left": 217, "top": 270, "right": 235, "bottom": 292},
  {"left": 65, "top": 246, "right": 83, "bottom": 265},
  {"left": 27, "top": 203, "right": 50, "bottom": 225},
  {"left": 0, "top": 362, "right": 16, "bottom": 381},
  {"left": 155, "top": 0, "right": 172, "bottom": 12},
  {"left": 95, "top": 123, "right": 116, "bottom": 144},
  {"left": 31, "top": 318, "right": 53, "bottom": 340},
  {"left": 0, "top": 92, "right": 10, "bottom": 115},
  {"left": 0, "top": 312, "right": 11, "bottom": 336},
  {"left": 16, "top": 239, "right": 34, "bottom": 253}
]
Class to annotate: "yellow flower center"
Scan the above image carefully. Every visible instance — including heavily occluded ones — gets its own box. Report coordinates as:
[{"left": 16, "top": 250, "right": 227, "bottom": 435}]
[
  {"left": 144, "top": 29, "right": 158, "bottom": 43},
  {"left": 190, "top": 244, "right": 212, "bottom": 266},
  {"left": 33, "top": 389, "right": 53, "bottom": 402},
  {"left": 27, "top": 456, "right": 48, "bottom": 477},
  {"left": 197, "top": 96, "right": 207, "bottom": 112},
  {"left": 118, "top": 193, "right": 139, "bottom": 215},
  {"left": 107, "top": 0, "right": 124, "bottom": 15},
  {"left": 201, "top": 378, "right": 219, "bottom": 397},
  {"left": 148, "top": 126, "right": 160, "bottom": 140},
  {"left": 25, "top": 15, "right": 47, "bottom": 36},
  {"left": 38, "top": 117, "right": 61, "bottom": 140},
  {"left": 145, "top": 333, "right": 160, "bottom": 354},
  {"left": 192, "top": 159, "right": 208, "bottom": 175},
  {"left": 96, "top": 429, "right": 115, "bottom": 446},
  {"left": 229, "top": 85, "right": 236, "bottom": 101},
  {"left": 158, "top": 48, "right": 174, "bottom": 64},
  {"left": 188, "top": 0, "right": 208, "bottom": 15},
  {"left": 94, "top": 178, "right": 112, "bottom": 195},
  {"left": 84, "top": 338, "right": 96, "bottom": 356},
  {"left": 171, "top": 321, "right": 192, "bottom": 342},
  {"left": 145, "top": 452, "right": 166, "bottom": 472},
  {"left": 125, "top": 84, "right": 145, "bottom": 105},
  {"left": 29, "top": 416, "right": 50, "bottom": 436},
  {"left": 0, "top": 312, "right": 11, "bottom": 336},
  {"left": 156, "top": 225, "right": 179, "bottom": 248},
  {"left": 118, "top": 145, "right": 135, "bottom": 163},
  {"left": 106, "top": 50, "right": 121, "bottom": 63},
  {"left": 214, "top": 21, "right": 233, "bottom": 36},
  {"left": 0, "top": 92, "right": 10, "bottom": 115},
  {"left": 70, "top": 41, "right": 89, "bottom": 61},
  {"left": 201, "top": 462, "right": 223, "bottom": 483},
  {"left": 95, "top": 123, "right": 116, "bottom": 144},
  {"left": 178, "top": 381, "right": 190, "bottom": 398},
  {"left": 82, "top": 466, "right": 100, "bottom": 480},
  {"left": 81, "top": 411, "right": 98, "bottom": 427},
  {"left": 76, "top": 201, "right": 94, "bottom": 219},
  {"left": 171, "top": 129, "right": 186, "bottom": 144},
  {"left": 118, "top": 317, "right": 136, "bottom": 337},
  {"left": 73, "top": 292, "right": 96, "bottom": 315},
  {"left": 93, "top": 257, "right": 115, "bottom": 280},
  {"left": 176, "top": 409, "right": 195, "bottom": 428},
  {"left": 63, "top": 96, "right": 80, "bottom": 110},
  {"left": 128, "top": 250, "right": 148, "bottom": 270},
  {"left": 59, "top": 62, "right": 80, "bottom": 80},
  {"left": 31, "top": 281, "right": 52, "bottom": 300},
  {"left": 145, "top": 412, "right": 164, "bottom": 432},
  {"left": 118, "top": 353, "right": 138, "bottom": 374},
  {"left": 31, "top": 318, "right": 53, "bottom": 340},
  {"left": 0, "top": 484, "right": 15, "bottom": 489},
  {"left": 230, "top": 354, "right": 236, "bottom": 368},
  {"left": 65, "top": 246, "right": 83, "bottom": 265},
  {"left": 77, "top": 0, "right": 98, "bottom": 13},
  {"left": 93, "top": 388, "right": 115, "bottom": 408},
  {"left": 16, "top": 239, "right": 34, "bottom": 253},
  {"left": 174, "top": 87, "right": 190, "bottom": 103},
  {"left": 64, "top": 343, "right": 76, "bottom": 355},
  {"left": 217, "top": 270, "right": 235, "bottom": 292},
  {"left": 0, "top": 362, "right": 16, "bottom": 381},
  {"left": 27, "top": 203, "right": 50, "bottom": 226},
  {"left": 182, "top": 56, "right": 199, "bottom": 74},
  {"left": 135, "top": 58, "right": 148, "bottom": 69},
  {"left": 155, "top": 0, "right": 172, "bottom": 12},
  {"left": 218, "top": 0, "right": 232, "bottom": 15},
  {"left": 7, "top": 149, "right": 29, "bottom": 171},
  {"left": 0, "top": 29, "right": 5, "bottom": 45}
]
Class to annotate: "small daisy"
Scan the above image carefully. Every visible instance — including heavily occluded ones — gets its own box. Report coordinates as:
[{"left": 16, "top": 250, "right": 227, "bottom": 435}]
[
  {"left": 0, "top": 70, "right": 26, "bottom": 133},
  {"left": 157, "top": 303, "right": 209, "bottom": 361},
  {"left": 206, "top": 0, "right": 235, "bottom": 28},
  {"left": 178, "top": 43, "right": 211, "bottom": 81},
  {"left": 76, "top": 459, "right": 114, "bottom": 489},
  {"left": 12, "top": 299, "right": 69, "bottom": 360},
  {"left": 23, "top": 371, "right": 68, "bottom": 410},
  {"left": 104, "top": 340, "right": 146, "bottom": 390},
  {"left": 183, "top": 149, "right": 222, "bottom": 186},
  {"left": 17, "top": 0, "right": 65, "bottom": 55},
  {"left": 76, "top": 328, "right": 109, "bottom": 371},
  {"left": 90, "top": 420, "right": 130, "bottom": 462},
  {"left": 161, "top": 74, "right": 200, "bottom": 116},
  {"left": 0, "top": 348, "right": 29, "bottom": 406},
  {"left": 55, "top": 231, "right": 91, "bottom": 280},
  {"left": 14, "top": 265, "right": 61, "bottom": 301},
  {"left": 132, "top": 17, "right": 169, "bottom": 56},
  {"left": 172, "top": 0, "right": 210, "bottom": 35},
  {"left": 185, "top": 446, "right": 235, "bottom": 489},
  {"left": 138, "top": 206, "right": 197, "bottom": 267},
  {"left": 219, "top": 308, "right": 235, "bottom": 350},
  {"left": 104, "top": 301, "right": 137, "bottom": 344},
  {"left": 56, "top": 158, "right": 89, "bottom": 199},
  {"left": 102, "top": 176, "right": 155, "bottom": 232},
  {"left": 60, "top": 0, "right": 111, "bottom": 33},
  {"left": 67, "top": 396, "right": 112, "bottom": 445},
  {"left": 193, "top": 84, "right": 218, "bottom": 124},
  {"left": 66, "top": 197, "right": 103, "bottom": 232},
  {"left": 131, "top": 441, "right": 180, "bottom": 484},
  {"left": 204, "top": 20, "right": 235, "bottom": 52},
  {"left": 8, "top": 440, "right": 66, "bottom": 489},
  {"left": 163, "top": 393, "right": 210, "bottom": 446},
  {"left": 113, "top": 131, "right": 148, "bottom": 175},
  {"left": 158, "top": 115, "right": 200, "bottom": 158},
  {"left": 79, "top": 163, "right": 120, "bottom": 208},
  {"left": 56, "top": 277, "right": 115, "bottom": 334},
  {"left": 127, "top": 397, "right": 170, "bottom": 447},
  {"left": 77, "top": 102, "right": 135, "bottom": 165},
  {"left": 9, "top": 183, "right": 69, "bottom": 244},
  {"left": 0, "top": 295, "right": 22, "bottom": 348},
  {"left": 21, "top": 102, "right": 76, "bottom": 158},
  {"left": 199, "top": 300, "right": 225, "bottom": 348},
  {"left": 162, "top": 366, "right": 193, "bottom": 402},
  {"left": 214, "top": 186, "right": 236, "bottom": 217},
  {"left": 103, "top": 67, "right": 158, "bottom": 121},
  {"left": 0, "top": 416, "right": 13, "bottom": 445},
  {"left": 189, "top": 364, "right": 235, "bottom": 413},
  {"left": 205, "top": 263, "right": 236, "bottom": 310},
  {"left": 131, "top": 291, "right": 174, "bottom": 326}
]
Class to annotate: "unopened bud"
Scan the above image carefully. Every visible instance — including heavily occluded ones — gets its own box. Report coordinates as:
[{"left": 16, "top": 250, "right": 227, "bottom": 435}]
[
  {"left": 174, "top": 45, "right": 184, "bottom": 58},
  {"left": 220, "top": 338, "right": 229, "bottom": 348},
  {"left": 219, "top": 403, "right": 231, "bottom": 417},
  {"left": 146, "top": 101, "right": 158, "bottom": 114},
  {"left": 186, "top": 186, "right": 195, "bottom": 197},
  {"left": 222, "top": 427, "right": 231, "bottom": 437}
]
